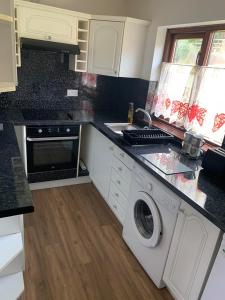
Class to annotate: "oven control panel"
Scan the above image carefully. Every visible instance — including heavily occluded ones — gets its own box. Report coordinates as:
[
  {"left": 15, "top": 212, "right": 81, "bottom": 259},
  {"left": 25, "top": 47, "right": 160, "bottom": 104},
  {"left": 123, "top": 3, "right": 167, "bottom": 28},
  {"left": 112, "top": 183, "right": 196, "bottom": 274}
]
[{"left": 26, "top": 125, "right": 80, "bottom": 138}]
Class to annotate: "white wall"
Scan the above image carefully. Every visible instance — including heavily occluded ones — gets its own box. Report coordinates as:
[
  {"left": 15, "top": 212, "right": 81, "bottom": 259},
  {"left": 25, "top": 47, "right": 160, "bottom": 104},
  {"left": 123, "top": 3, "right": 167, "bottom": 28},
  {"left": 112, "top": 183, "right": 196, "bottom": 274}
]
[
  {"left": 126, "top": 0, "right": 225, "bottom": 80},
  {"left": 27, "top": 0, "right": 126, "bottom": 15}
]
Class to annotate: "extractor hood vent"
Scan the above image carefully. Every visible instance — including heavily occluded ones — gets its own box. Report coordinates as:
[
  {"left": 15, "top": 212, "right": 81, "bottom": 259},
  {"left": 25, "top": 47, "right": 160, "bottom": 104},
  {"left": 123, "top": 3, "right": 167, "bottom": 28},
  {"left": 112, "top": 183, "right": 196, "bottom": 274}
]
[{"left": 21, "top": 38, "right": 80, "bottom": 55}]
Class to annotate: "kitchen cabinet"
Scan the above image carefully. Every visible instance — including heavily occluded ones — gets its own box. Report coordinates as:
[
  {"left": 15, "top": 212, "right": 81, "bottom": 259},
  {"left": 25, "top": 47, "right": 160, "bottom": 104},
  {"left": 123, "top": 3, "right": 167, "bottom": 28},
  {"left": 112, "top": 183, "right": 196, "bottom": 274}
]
[
  {"left": 16, "top": 3, "right": 78, "bottom": 44},
  {"left": 69, "top": 18, "right": 89, "bottom": 72},
  {"left": 81, "top": 125, "right": 114, "bottom": 202},
  {"left": 88, "top": 20, "right": 124, "bottom": 77},
  {"left": 0, "top": 215, "right": 25, "bottom": 299},
  {"left": 163, "top": 201, "right": 221, "bottom": 300},
  {"left": 88, "top": 16, "right": 150, "bottom": 78},
  {"left": 201, "top": 234, "right": 225, "bottom": 300},
  {"left": 0, "top": 0, "right": 17, "bottom": 93},
  {"left": 91, "top": 129, "right": 114, "bottom": 201},
  {"left": 81, "top": 125, "right": 133, "bottom": 223},
  {"left": 108, "top": 146, "right": 133, "bottom": 224}
]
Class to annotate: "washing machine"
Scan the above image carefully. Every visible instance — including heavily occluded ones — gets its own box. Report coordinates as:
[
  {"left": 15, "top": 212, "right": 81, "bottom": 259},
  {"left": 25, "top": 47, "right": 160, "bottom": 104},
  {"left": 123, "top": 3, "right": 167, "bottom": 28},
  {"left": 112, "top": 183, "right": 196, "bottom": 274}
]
[{"left": 122, "top": 162, "right": 181, "bottom": 288}]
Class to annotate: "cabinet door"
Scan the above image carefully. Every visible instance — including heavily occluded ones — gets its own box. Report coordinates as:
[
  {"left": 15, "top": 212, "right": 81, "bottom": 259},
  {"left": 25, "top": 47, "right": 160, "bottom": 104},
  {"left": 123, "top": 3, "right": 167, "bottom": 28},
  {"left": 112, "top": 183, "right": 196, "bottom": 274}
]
[
  {"left": 88, "top": 20, "right": 124, "bottom": 77},
  {"left": 163, "top": 202, "right": 220, "bottom": 300},
  {"left": 0, "top": 0, "right": 17, "bottom": 93},
  {"left": 17, "top": 6, "right": 77, "bottom": 44},
  {"left": 92, "top": 129, "right": 114, "bottom": 201}
]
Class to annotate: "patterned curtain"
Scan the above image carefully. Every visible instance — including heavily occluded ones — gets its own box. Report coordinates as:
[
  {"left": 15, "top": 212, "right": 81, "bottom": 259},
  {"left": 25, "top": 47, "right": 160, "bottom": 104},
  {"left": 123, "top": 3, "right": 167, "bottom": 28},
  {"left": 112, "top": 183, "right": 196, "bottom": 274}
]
[{"left": 151, "top": 62, "right": 225, "bottom": 145}]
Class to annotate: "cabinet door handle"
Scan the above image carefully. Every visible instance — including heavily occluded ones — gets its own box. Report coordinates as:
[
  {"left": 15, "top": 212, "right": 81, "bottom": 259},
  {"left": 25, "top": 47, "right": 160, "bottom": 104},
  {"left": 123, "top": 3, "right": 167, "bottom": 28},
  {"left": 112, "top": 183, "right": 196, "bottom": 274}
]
[
  {"left": 117, "top": 180, "right": 121, "bottom": 185},
  {"left": 109, "top": 146, "right": 114, "bottom": 151},
  {"left": 115, "top": 193, "right": 119, "bottom": 198},
  {"left": 120, "top": 153, "right": 125, "bottom": 158},
  {"left": 113, "top": 204, "right": 117, "bottom": 210},
  {"left": 47, "top": 35, "right": 52, "bottom": 40},
  {"left": 114, "top": 70, "right": 117, "bottom": 74},
  {"left": 118, "top": 167, "right": 122, "bottom": 172}
]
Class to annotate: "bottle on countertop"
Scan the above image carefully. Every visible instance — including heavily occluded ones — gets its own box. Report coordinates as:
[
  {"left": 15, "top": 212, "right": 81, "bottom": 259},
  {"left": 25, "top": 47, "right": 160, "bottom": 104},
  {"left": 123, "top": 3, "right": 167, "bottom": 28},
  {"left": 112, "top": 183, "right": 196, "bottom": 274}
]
[{"left": 128, "top": 102, "right": 134, "bottom": 124}]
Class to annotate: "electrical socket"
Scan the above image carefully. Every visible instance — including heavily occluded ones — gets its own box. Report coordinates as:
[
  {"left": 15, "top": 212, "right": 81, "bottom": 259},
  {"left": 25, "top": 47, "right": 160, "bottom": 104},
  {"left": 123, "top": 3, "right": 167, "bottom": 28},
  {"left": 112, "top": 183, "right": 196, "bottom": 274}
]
[{"left": 67, "top": 89, "right": 78, "bottom": 97}]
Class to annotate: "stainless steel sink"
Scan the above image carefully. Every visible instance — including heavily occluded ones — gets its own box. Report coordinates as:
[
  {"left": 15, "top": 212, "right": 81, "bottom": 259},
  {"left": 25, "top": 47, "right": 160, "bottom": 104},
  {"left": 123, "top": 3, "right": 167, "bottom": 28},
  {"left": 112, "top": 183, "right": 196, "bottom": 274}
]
[{"left": 104, "top": 123, "right": 138, "bottom": 135}]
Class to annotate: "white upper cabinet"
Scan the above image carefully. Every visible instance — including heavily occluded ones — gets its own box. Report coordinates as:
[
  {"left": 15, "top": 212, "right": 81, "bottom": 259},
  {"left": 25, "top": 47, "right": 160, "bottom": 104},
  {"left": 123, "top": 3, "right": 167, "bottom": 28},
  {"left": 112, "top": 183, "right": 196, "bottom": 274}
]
[
  {"left": 88, "top": 20, "right": 124, "bottom": 77},
  {"left": 0, "top": 0, "right": 17, "bottom": 93},
  {"left": 88, "top": 16, "right": 150, "bottom": 79},
  {"left": 17, "top": 5, "right": 78, "bottom": 44},
  {"left": 15, "top": 0, "right": 91, "bottom": 45},
  {"left": 163, "top": 202, "right": 221, "bottom": 300}
]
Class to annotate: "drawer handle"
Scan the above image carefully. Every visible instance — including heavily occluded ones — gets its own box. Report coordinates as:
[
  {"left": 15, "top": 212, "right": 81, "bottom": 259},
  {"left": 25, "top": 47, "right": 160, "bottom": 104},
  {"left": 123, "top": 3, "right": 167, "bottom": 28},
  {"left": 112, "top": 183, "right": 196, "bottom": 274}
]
[
  {"left": 117, "top": 180, "right": 121, "bottom": 185},
  {"left": 115, "top": 193, "right": 119, "bottom": 198},
  {"left": 118, "top": 167, "right": 123, "bottom": 172},
  {"left": 120, "top": 153, "right": 125, "bottom": 158},
  {"left": 109, "top": 146, "right": 114, "bottom": 151},
  {"left": 113, "top": 204, "right": 117, "bottom": 210}
]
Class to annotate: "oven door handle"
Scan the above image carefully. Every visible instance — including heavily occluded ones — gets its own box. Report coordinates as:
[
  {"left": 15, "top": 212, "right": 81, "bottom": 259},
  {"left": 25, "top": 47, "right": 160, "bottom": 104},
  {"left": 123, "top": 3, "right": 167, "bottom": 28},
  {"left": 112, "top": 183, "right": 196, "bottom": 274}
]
[{"left": 26, "top": 136, "right": 79, "bottom": 142}]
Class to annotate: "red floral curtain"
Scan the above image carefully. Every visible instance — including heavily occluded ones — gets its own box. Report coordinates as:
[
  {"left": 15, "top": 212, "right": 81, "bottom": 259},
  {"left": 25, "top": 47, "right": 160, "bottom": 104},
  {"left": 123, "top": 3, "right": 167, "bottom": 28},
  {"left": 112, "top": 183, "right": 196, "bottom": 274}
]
[{"left": 151, "top": 62, "right": 225, "bottom": 145}]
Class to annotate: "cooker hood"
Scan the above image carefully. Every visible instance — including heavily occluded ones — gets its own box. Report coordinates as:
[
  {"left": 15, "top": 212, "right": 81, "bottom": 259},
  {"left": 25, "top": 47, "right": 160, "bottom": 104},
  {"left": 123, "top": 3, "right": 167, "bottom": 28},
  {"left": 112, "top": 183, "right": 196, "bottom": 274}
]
[{"left": 21, "top": 38, "right": 80, "bottom": 55}]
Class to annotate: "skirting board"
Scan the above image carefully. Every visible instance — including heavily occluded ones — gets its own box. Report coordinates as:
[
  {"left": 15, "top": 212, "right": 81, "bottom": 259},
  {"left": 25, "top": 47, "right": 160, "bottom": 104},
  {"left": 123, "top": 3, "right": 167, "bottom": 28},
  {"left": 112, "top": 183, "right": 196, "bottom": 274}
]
[{"left": 29, "top": 176, "right": 91, "bottom": 191}]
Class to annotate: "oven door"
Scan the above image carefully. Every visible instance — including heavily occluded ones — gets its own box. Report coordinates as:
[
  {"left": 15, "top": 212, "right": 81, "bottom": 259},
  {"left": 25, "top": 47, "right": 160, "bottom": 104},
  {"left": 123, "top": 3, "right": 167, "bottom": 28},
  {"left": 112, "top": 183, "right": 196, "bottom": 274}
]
[{"left": 26, "top": 136, "right": 79, "bottom": 174}]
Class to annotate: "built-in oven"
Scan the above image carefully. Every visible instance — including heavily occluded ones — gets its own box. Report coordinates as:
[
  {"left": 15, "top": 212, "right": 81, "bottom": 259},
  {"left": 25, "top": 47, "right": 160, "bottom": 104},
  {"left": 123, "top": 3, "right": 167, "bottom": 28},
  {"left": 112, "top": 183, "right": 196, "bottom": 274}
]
[{"left": 26, "top": 125, "right": 81, "bottom": 183}]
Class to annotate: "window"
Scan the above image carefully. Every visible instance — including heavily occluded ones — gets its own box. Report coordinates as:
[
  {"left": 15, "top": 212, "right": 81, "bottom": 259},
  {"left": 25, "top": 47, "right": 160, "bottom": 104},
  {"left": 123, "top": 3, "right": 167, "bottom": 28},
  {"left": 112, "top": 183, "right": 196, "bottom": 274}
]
[{"left": 152, "top": 25, "right": 225, "bottom": 145}]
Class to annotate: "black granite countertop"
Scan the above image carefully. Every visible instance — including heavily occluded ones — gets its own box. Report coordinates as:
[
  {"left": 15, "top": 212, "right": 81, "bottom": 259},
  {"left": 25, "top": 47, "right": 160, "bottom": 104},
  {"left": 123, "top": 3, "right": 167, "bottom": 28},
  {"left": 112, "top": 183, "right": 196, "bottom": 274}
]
[
  {"left": 92, "top": 120, "right": 225, "bottom": 233},
  {"left": 0, "top": 109, "right": 225, "bottom": 233},
  {"left": 0, "top": 121, "right": 33, "bottom": 218}
]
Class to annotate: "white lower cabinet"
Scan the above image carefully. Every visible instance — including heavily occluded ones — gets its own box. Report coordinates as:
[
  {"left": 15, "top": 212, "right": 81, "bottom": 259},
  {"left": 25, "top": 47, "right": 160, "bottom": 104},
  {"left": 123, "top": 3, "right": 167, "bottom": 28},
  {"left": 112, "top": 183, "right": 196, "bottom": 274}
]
[
  {"left": 91, "top": 129, "right": 114, "bottom": 201},
  {"left": 163, "top": 202, "right": 221, "bottom": 300},
  {"left": 0, "top": 215, "right": 25, "bottom": 300},
  {"left": 81, "top": 125, "right": 114, "bottom": 202},
  {"left": 81, "top": 125, "right": 133, "bottom": 224}
]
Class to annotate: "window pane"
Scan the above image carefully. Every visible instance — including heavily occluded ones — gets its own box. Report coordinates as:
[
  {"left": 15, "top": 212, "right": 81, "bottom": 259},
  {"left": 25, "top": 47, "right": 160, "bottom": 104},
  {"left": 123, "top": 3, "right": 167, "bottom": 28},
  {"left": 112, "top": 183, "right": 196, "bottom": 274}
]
[
  {"left": 207, "top": 31, "right": 225, "bottom": 67},
  {"left": 172, "top": 38, "right": 203, "bottom": 65}
]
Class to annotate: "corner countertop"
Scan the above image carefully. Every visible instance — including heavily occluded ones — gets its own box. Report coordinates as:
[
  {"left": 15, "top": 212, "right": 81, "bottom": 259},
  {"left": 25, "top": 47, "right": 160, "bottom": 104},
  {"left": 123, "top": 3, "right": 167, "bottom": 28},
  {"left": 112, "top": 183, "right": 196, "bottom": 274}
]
[
  {"left": 0, "top": 121, "right": 33, "bottom": 218},
  {"left": 0, "top": 109, "right": 224, "bottom": 233}
]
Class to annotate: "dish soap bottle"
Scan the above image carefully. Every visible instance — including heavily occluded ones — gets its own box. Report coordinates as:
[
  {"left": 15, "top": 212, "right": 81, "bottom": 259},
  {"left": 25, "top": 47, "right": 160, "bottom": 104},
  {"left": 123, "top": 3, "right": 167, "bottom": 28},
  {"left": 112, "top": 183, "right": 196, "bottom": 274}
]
[{"left": 128, "top": 102, "right": 134, "bottom": 124}]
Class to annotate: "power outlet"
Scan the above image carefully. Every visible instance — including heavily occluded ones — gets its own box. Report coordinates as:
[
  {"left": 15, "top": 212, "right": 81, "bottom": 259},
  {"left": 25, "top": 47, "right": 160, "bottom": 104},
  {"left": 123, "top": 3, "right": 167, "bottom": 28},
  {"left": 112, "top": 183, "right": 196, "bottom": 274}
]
[{"left": 67, "top": 89, "right": 78, "bottom": 97}]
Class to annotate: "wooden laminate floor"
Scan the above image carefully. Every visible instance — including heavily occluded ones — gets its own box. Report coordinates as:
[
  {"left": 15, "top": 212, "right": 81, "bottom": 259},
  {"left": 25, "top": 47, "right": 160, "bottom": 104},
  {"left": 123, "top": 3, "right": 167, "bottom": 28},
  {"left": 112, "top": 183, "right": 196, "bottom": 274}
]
[{"left": 19, "top": 183, "right": 173, "bottom": 300}]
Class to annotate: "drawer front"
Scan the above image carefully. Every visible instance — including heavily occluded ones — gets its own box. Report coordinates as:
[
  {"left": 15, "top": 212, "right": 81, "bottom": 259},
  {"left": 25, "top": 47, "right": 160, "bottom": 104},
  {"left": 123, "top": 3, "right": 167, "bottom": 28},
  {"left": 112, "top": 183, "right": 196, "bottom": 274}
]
[
  {"left": 109, "top": 193, "right": 126, "bottom": 224},
  {"left": 112, "top": 156, "right": 132, "bottom": 185},
  {"left": 111, "top": 168, "right": 130, "bottom": 198},
  {"left": 114, "top": 146, "right": 133, "bottom": 170},
  {"left": 109, "top": 181, "right": 128, "bottom": 211}
]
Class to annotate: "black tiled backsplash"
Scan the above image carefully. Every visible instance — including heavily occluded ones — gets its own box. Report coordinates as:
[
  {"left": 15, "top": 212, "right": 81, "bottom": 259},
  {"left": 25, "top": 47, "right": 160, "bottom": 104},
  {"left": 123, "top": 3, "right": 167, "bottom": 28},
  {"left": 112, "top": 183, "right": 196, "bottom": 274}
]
[
  {"left": 0, "top": 49, "right": 82, "bottom": 110},
  {"left": 0, "top": 48, "right": 151, "bottom": 118}
]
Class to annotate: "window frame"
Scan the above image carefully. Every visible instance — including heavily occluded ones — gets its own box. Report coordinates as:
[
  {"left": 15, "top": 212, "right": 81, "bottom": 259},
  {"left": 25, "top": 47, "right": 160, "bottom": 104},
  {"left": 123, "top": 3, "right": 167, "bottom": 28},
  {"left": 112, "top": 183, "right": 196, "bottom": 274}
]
[
  {"left": 158, "top": 24, "right": 225, "bottom": 146},
  {"left": 162, "top": 24, "right": 225, "bottom": 66}
]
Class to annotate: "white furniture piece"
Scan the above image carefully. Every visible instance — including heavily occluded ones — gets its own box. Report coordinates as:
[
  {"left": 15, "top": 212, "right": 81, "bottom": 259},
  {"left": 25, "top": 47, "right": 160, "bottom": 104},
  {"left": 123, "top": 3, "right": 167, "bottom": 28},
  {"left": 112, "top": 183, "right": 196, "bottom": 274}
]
[
  {"left": 163, "top": 201, "right": 221, "bottom": 300},
  {"left": 108, "top": 145, "right": 133, "bottom": 224},
  {"left": 88, "top": 16, "right": 150, "bottom": 78},
  {"left": 0, "top": 215, "right": 25, "bottom": 300},
  {"left": 80, "top": 125, "right": 133, "bottom": 224},
  {"left": 0, "top": 0, "right": 17, "bottom": 93},
  {"left": 16, "top": 0, "right": 91, "bottom": 72},
  {"left": 69, "top": 18, "right": 90, "bottom": 72},
  {"left": 16, "top": 0, "right": 78, "bottom": 44},
  {"left": 81, "top": 125, "right": 114, "bottom": 201},
  {"left": 201, "top": 234, "right": 225, "bottom": 300},
  {"left": 122, "top": 162, "right": 181, "bottom": 288}
]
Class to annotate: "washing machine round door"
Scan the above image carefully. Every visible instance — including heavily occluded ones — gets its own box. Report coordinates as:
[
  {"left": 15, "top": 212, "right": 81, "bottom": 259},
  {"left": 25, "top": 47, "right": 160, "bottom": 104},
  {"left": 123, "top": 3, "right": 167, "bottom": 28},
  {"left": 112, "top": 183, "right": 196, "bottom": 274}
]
[{"left": 132, "top": 191, "right": 162, "bottom": 248}]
